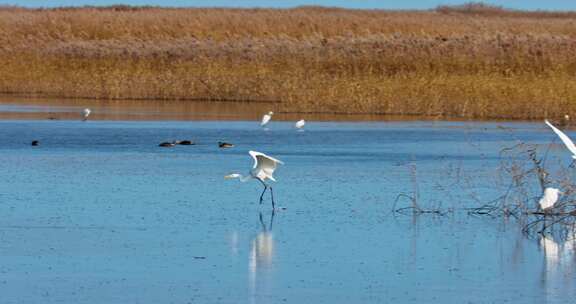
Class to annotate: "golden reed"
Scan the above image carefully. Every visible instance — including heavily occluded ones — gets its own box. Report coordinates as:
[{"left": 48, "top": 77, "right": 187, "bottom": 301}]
[{"left": 0, "top": 4, "right": 575, "bottom": 119}]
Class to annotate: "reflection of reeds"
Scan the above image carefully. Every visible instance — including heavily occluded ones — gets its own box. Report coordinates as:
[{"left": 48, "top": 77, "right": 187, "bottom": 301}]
[
  {"left": 394, "top": 163, "right": 444, "bottom": 215},
  {"left": 1, "top": 6, "right": 576, "bottom": 119},
  {"left": 461, "top": 143, "right": 576, "bottom": 233},
  {"left": 391, "top": 139, "right": 576, "bottom": 233}
]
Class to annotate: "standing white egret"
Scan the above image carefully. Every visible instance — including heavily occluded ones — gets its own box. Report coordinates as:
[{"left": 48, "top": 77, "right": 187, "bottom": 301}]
[
  {"left": 539, "top": 187, "right": 561, "bottom": 211},
  {"left": 82, "top": 108, "right": 91, "bottom": 121},
  {"left": 225, "top": 150, "right": 284, "bottom": 209},
  {"left": 260, "top": 112, "right": 274, "bottom": 128},
  {"left": 294, "top": 119, "right": 305, "bottom": 130},
  {"left": 545, "top": 120, "right": 576, "bottom": 159}
]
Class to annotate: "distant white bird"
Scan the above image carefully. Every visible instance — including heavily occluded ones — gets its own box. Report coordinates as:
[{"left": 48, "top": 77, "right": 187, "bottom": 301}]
[
  {"left": 294, "top": 119, "right": 305, "bottom": 130},
  {"left": 260, "top": 112, "right": 274, "bottom": 128},
  {"left": 82, "top": 108, "right": 91, "bottom": 121},
  {"left": 539, "top": 187, "right": 561, "bottom": 211},
  {"left": 545, "top": 120, "right": 576, "bottom": 159},
  {"left": 225, "top": 150, "right": 284, "bottom": 209}
]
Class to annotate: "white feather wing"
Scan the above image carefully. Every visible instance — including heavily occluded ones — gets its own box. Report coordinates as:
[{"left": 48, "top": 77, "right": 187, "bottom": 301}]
[
  {"left": 261, "top": 114, "right": 271, "bottom": 126},
  {"left": 249, "top": 151, "right": 283, "bottom": 181},
  {"left": 539, "top": 188, "right": 558, "bottom": 210},
  {"left": 295, "top": 120, "right": 305, "bottom": 129},
  {"left": 545, "top": 120, "right": 576, "bottom": 156}
]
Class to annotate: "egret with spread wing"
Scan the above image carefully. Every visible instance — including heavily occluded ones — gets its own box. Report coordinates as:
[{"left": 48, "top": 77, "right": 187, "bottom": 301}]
[
  {"left": 225, "top": 150, "right": 284, "bottom": 209},
  {"left": 82, "top": 108, "right": 91, "bottom": 121},
  {"left": 539, "top": 187, "right": 561, "bottom": 211},
  {"left": 261, "top": 112, "right": 274, "bottom": 128},
  {"left": 545, "top": 120, "right": 576, "bottom": 160}
]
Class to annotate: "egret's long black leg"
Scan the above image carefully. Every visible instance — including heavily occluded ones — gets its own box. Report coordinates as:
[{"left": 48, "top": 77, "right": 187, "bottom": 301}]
[
  {"left": 257, "top": 179, "right": 269, "bottom": 204},
  {"left": 259, "top": 212, "right": 266, "bottom": 230},
  {"left": 270, "top": 187, "right": 275, "bottom": 209},
  {"left": 269, "top": 210, "right": 275, "bottom": 230},
  {"left": 259, "top": 185, "right": 267, "bottom": 204}
]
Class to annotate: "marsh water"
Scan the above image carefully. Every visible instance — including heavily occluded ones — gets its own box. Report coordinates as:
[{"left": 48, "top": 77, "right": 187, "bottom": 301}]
[{"left": 0, "top": 100, "right": 575, "bottom": 304}]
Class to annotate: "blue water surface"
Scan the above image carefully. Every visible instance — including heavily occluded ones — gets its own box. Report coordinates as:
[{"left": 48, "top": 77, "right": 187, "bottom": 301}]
[{"left": 0, "top": 120, "right": 574, "bottom": 304}]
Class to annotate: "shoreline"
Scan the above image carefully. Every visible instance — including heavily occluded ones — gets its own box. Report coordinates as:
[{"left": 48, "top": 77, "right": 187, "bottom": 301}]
[
  {"left": 0, "top": 95, "right": 541, "bottom": 123},
  {"left": 0, "top": 6, "right": 575, "bottom": 121}
]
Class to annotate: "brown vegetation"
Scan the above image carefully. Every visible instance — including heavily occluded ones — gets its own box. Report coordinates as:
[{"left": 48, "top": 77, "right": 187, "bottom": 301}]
[{"left": 1, "top": 4, "right": 576, "bottom": 119}]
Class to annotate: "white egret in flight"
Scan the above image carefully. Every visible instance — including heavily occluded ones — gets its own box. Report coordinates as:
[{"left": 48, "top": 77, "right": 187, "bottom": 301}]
[
  {"left": 261, "top": 112, "right": 274, "bottom": 128},
  {"left": 545, "top": 120, "right": 576, "bottom": 160},
  {"left": 225, "top": 150, "right": 284, "bottom": 209},
  {"left": 539, "top": 187, "right": 561, "bottom": 211},
  {"left": 294, "top": 119, "right": 305, "bottom": 130},
  {"left": 82, "top": 108, "right": 91, "bottom": 121}
]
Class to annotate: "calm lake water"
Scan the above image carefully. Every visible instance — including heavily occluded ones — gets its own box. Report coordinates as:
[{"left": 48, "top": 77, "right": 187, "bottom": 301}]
[
  {"left": 0, "top": 96, "right": 389, "bottom": 121},
  {"left": 0, "top": 103, "right": 575, "bottom": 303}
]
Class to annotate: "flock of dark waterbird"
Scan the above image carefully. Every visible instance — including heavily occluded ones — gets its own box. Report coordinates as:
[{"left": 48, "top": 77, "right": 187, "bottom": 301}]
[
  {"left": 23, "top": 107, "right": 576, "bottom": 213},
  {"left": 156, "top": 140, "right": 234, "bottom": 148},
  {"left": 26, "top": 107, "right": 304, "bottom": 209},
  {"left": 30, "top": 108, "right": 237, "bottom": 149}
]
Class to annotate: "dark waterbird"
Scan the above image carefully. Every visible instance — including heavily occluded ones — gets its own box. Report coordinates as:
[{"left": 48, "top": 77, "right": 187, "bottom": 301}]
[
  {"left": 158, "top": 141, "right": 176, "bottom": 147},
  {"left": 175, "top": 140, "right": 194, "bottom": 145},
  {"left": 31, "top": 140, "right": 39, "bottom": 146},
  {"left": 218, "top": 142, "right": 234, "bottom": 148}
]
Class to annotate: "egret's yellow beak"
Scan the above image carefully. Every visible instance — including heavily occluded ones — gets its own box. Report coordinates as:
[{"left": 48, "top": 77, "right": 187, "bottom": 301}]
[{"left": 224, "top": 174, "right": 235, "bottom": 179}]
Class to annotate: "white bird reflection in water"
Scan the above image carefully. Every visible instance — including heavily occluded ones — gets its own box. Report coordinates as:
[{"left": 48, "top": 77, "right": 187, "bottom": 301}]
[
  {"left": 249, "top": 211, "right": 276, "bottom": 304},
  {"left": 539, "top": 233, "right": 576, "bottom": 303},
  {"left": 564, "top": 234, "right": 575, "bottom": 259},
  {"left": 229, "top": 231, "right": 240, "bottom": 256},
  {"left": 540, "top": 235, "right": 559, "bottom": 264}
]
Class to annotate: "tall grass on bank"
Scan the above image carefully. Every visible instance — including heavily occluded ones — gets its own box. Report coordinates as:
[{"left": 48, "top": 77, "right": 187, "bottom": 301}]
[{"left": 1, "top": 5, "right": 576, "bottom": 119}]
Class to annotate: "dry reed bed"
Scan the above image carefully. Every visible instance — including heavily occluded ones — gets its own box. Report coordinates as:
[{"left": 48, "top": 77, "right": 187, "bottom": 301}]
[{"left": 1, "top": 5, "right": 576, "bottom": 119}]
